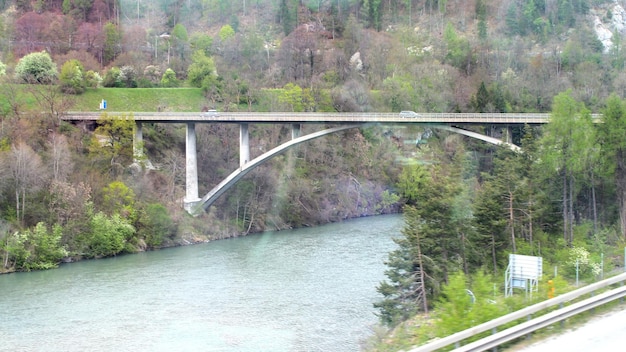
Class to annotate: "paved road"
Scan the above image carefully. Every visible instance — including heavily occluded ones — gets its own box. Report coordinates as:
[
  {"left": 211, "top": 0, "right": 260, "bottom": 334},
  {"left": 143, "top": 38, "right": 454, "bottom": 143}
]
[{"left": 516, "top": 307, "right": 626, "bottom": 351}]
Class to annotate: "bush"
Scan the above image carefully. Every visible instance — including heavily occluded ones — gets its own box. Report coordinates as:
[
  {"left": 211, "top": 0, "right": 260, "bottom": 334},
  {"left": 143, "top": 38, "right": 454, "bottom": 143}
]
[
  {"left": 14, "top": 51, "right": 58, "bottom": 84},
  {"left": 137, "top": 203, "right": 175, "bottom": 248},
  {"left": 5, "top": 222, "right": 68, "bottom": 271},
  {"left": 84, "top": 70, "right": 102, "bottom": 88},
  {"left": 59, "top": 59, "right": 86, "bottom": 94},
  {"left": 102, "top": 67, "right": 123, "bottom": 87},
  {"left": 160, "top": 68, "right": 179, "bottom": 87},
  {"left": 87, "top": 212, "right": 135, "bottom": 258}
]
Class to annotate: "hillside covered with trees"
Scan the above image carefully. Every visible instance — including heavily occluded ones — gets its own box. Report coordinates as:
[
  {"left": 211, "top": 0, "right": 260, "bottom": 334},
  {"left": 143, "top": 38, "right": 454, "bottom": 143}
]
[{"left": 3, "top": 1, "right": 626, "bottom": 347}]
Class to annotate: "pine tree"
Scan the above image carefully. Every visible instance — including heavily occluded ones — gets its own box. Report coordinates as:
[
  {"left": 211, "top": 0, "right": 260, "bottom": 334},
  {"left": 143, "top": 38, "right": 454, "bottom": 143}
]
[{"left": 376, "top": 160, "right": 465, "bottom": 325}]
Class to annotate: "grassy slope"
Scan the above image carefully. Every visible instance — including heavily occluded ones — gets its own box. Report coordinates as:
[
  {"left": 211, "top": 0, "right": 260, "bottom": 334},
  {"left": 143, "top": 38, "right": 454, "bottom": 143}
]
[{"left": 72, "top": 88, "right": 207, "bottom": 112}]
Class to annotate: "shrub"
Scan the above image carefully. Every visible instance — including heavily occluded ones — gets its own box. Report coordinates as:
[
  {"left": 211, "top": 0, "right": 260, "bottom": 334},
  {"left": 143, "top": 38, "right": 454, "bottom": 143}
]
[
  {"left": 102, "top": 67, "right": 123, "bottom": 87},
  {"left": 14, "top": 51, "right": 58, "bottom": 84},
  {"left": 59, "top": 59, "right": 86, "bottom": 94},
  {"left": 161, "top": 68, "right": 179, "bottom": 87}
]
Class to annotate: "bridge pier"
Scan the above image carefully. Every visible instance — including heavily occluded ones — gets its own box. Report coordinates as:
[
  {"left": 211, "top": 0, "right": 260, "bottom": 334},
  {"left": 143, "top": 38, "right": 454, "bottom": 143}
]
[
  {"left": 134, "top": 121, "right": 143, "bottom": 161},
  {"left": 490, "top": 125, "right": 513, "bottom": 144},
  {"left": 184, "top": 122, "right": 201, "bottom": 212},
  {"left": 292, "top": 123, "right": 301, "bottom": 139},
  {"left": 240, "top": 123, "right": 250, "bottom": 167}
]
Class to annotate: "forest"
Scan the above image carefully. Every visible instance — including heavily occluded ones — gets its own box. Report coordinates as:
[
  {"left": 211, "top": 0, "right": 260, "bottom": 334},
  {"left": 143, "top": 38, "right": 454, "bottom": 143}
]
[{"left": 3, "top": 0, "right": 626, "bottom": 348}]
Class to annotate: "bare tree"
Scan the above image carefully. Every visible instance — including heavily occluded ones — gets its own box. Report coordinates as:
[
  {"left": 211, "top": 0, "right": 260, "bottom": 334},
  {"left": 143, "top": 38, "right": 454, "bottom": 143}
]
[
  {"left": 48, "top": 133, "right": 73, "bottom": 182},
  {"left": 0, "top": 143, "right": 47, "bottom": 225}
]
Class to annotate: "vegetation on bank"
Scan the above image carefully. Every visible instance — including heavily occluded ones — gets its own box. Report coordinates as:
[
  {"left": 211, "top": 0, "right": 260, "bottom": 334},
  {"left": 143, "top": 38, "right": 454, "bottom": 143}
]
[
  {"left": 0, "top": 80, "right": 406, "bottom": 272},
  {"left": 368, "top": 91, "right": 626, "bottom": 350}
]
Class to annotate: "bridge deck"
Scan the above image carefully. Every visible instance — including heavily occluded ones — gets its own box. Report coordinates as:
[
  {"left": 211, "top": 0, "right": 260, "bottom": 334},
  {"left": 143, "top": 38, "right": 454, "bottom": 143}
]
[{"left": 61, "top": 112, "right": 584, "bottom": 124}]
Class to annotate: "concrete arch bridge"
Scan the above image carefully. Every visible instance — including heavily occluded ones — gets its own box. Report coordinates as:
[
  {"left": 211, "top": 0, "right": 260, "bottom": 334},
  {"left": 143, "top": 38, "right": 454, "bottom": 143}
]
[{"left": 63, "top": 111, "right": 565, "bottom": 216}]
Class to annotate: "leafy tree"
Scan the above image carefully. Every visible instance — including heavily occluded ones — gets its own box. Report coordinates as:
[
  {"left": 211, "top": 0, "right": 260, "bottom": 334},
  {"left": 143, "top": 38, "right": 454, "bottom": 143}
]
[
  {"left": 171, "top": 23, "right": 189, "bottom": 62},
  {"left": 382, "top": 75, "right": 417, "bottom": 112},
  {"left": 190, "top": 32, "right": 213, "bottom": 55},
  {"left": 278, "top": 83, "right": 315, "bottom": 112},
  {"left": 0, "top": 59, "right": 5, "bottom": 76},
  {"left": 187, "top": 50, "right": 218, "bottom": 88},
  {"left": 87, "top": 113, "right": 135, "bottom": 174},
  {"left": 218, "top": 24, "right": 235, "bottom": 42},
  {"left": 59, "top": 59, "right": 86, "bottom": 94},
  {"left": 102, "top": 181, "right": 136, "bottom": 219},
  {"left": 396, "top": 163, "right": 429, "bottom": 205},
  {"left": 160, "top": 68, "right": 179, "bottom": 87},
  {"left": 103, "top": 22, "right": 122, "bottom": 65},
  {"left": 14, "top": 51, "right": 58, "bottom": 84},
  {"left": 443, "top": 23, "right": 472, "bottom": 74}
]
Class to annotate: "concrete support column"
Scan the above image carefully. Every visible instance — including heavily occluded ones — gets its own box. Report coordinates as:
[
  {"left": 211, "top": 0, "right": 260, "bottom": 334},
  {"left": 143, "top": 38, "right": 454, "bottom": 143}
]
[
  {"left": 134, "top": 121, "right": 143, "bottom": 161},
  {"left": 240, "top": 123, "right": 250, "bottom": 167},
  {"left": 184, "top": 122, "right": 200, "bottom": 212},
  {"left": 291, "top": 123, "right": 301, "bottom": 139},
  {"left": 505, "top": 126, "right": 513, "bottom": 144}
]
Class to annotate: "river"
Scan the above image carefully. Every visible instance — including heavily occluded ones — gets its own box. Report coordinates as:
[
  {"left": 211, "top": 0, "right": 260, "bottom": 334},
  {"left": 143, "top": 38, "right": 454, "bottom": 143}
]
[{"left": 0, "top": 214, "right": 401, "bottom": 352}]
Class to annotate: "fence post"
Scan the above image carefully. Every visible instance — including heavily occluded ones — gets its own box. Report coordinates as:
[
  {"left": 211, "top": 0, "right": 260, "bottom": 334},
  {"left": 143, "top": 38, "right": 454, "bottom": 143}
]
[
  {"left": 576, "top": 259, "right": 579, "bottom": 287},
  {"left": 601, "top": 253, "right": 604, "bottom": 280}
]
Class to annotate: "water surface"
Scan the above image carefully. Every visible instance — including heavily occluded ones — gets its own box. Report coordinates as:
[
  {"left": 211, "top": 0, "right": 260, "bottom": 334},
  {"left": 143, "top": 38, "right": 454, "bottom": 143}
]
[{"left": 0, "top": 214, "right": 401, "bottom": 351}]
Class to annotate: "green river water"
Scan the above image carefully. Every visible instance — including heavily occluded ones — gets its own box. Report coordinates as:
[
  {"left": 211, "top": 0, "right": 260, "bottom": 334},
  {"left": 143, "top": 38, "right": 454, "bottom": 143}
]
[{"left": 0, "top": 214, "right": 401, "bottom": 352}]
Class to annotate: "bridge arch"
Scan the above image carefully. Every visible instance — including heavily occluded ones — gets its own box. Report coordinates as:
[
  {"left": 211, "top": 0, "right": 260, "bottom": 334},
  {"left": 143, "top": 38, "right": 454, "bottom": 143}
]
[
  {"left": 190, "top": 124, "right": 360, "bottom": 216},
  {"left": 189, "top": 123, "right": 520, "bottom": 216},
  {"left": 430, "top": 125, "right": 521, "bottom": 152}
]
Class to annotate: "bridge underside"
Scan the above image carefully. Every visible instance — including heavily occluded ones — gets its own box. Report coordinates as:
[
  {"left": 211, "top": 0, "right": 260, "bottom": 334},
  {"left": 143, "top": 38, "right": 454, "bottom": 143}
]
[{"left": 181, "top": 123, "right": 519, "bottom": 216}]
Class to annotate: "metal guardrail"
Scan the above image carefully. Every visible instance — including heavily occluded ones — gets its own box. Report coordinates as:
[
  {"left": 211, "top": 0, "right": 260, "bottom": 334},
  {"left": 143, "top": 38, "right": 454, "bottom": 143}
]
[{"left": 408, "top": 272, "right": 626, "bottom": 352}]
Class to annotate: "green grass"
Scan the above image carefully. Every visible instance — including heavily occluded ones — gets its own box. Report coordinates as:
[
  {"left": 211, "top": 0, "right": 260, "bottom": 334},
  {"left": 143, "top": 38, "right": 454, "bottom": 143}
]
[{"left": 73, "top": 88, "right": 208, "bottom": 112}]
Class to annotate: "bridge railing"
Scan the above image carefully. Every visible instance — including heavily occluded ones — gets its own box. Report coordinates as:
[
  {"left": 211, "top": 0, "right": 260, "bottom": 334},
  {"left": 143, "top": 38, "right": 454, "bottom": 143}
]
[
  {"left": 62, "top": 111, "right": 558, "bottom": 124},
  {"left": 408, "top": 271, "right": 626, "bottom": 352}
]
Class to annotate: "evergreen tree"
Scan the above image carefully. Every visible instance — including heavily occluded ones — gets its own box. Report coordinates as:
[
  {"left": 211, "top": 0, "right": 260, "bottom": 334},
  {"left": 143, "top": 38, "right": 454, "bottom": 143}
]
[
  {"left": 376, "top": 160, "right": 464, "bottom": 325},
  {"left": 539, "top": 90, "right": 594, "bottom": 245},
  {"left": 472, "top": 81, "right": 490, "bottom": 112},
  {"left": 599, "top": 95, "right": 626, "bottom": 239},
  {"left": 476, "top": 0, "right": 487, "bottom": 41},
  {"left": 472, "top": 176, "right": 508, "bottom": 273},
  {"left": 375, "top": 205, "right": 431, "bottom": 326},
  {"left": 279, "top": 0, "right": 296, "bottom": 36}
]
